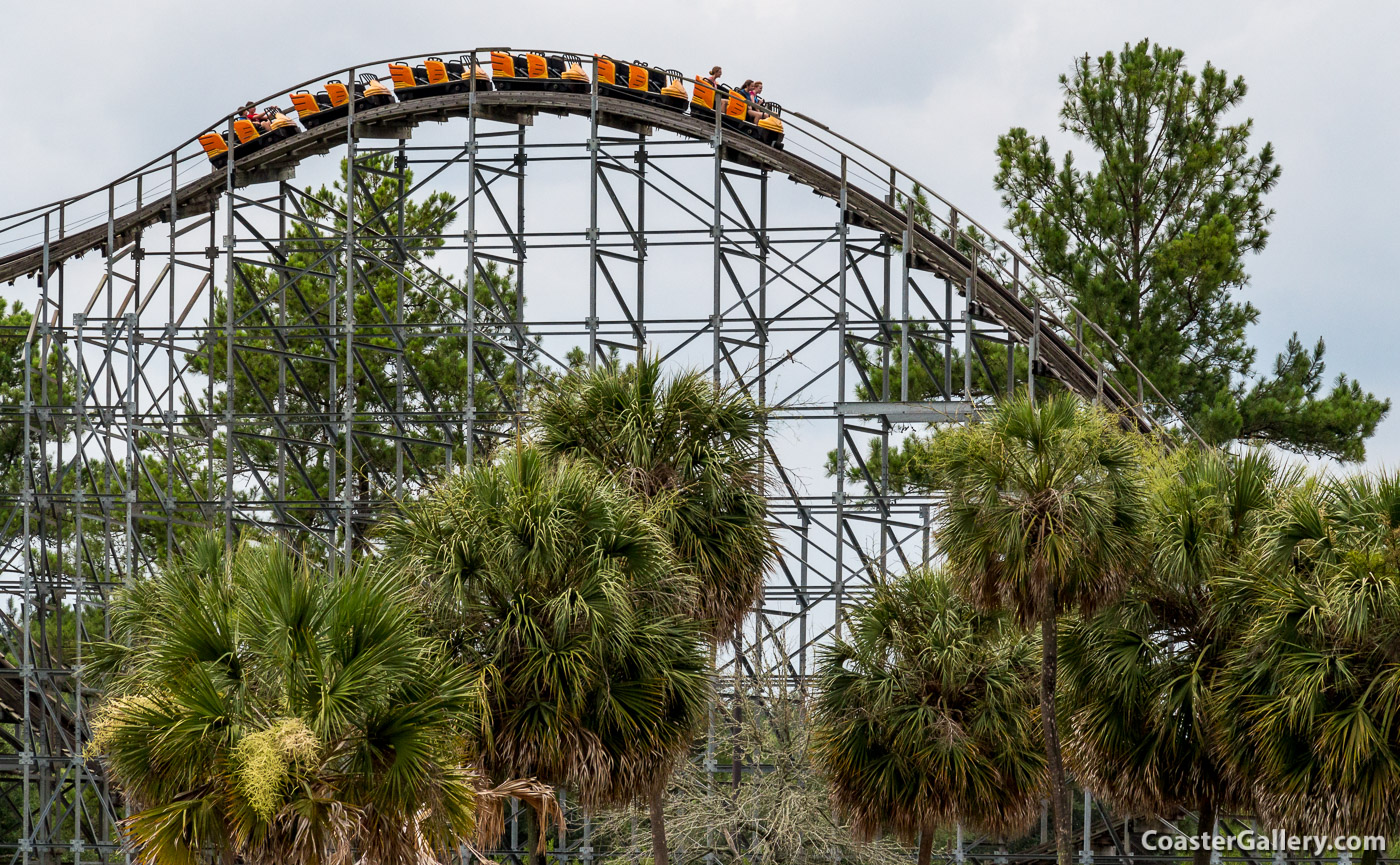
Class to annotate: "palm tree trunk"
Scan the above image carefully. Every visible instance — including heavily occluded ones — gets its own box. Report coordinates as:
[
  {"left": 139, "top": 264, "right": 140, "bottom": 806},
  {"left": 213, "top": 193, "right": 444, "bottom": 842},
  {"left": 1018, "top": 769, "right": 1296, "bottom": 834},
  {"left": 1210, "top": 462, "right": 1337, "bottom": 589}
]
[
  {"left": 1041, "top": 610, "right": 1072, "bottom": 865},
  {"left": 917, "top": 826, "right": 934, "bottom": 865},
  {"left": 1192, "top": 801, "right": 1216, "bottom": 865},
  {"left": 649, "top": 785, "right": 670, "bottom": 865}
]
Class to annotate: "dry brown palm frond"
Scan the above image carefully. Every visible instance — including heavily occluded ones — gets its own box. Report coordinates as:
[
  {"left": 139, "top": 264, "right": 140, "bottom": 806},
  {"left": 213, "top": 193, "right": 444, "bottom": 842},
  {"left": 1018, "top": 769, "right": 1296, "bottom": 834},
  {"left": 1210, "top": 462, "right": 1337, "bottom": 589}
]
[{"left": 472, "top": 777, "right": 565, "bottom": 853}]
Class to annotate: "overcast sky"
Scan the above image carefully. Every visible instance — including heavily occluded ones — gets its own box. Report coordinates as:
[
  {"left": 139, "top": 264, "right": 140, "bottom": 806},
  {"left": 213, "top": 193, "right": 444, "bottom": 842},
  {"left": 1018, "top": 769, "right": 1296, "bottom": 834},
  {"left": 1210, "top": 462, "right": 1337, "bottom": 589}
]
[{"left": 3, "top": 0, "right": 1397, "bottom": 468}]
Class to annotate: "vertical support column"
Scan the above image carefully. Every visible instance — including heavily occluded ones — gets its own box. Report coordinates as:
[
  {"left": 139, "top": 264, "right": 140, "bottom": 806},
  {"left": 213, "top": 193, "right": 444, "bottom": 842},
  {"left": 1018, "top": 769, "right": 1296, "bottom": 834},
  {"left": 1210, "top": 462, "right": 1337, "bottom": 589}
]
[
  {"left": 1030, "top": 305, "right": 1040, "bottom": 405},
  {"left": 19, "top": 214, "right": 49, "bottom": 865},
  {"left": 964, "top": 249, "right": 976, "bottom": 400},
  {"left": 223, "top": 114, "right": 236, "bottom": 546},
  {"left": 900, "top": 196, "right": 911, "bottom": 403},
  {"left": 587, "top": 62, "right": 601, "bottom": 368},
  {"left": 515, "top": 125, "right": 527, "bottom": 384},
  {"left": 945, "top": 208, "right": 957, "bottom": 399},
  {"left": 167, "top": 153, "right": 179, "bottom": 559},
  {"left": 919, "top": 504, "right": 930, "bottom": 566},
  {"left": 833, "top": 154, "right": 849, "bottom": 638},
  {"left": 71, "top": 305, "right": 88, "bottom": 860},
  {"left": 342, "top": 67, "right": 358, "bottom": 568},
  {"left": 465, "top": 74, "right": 478, "bottom": 464},
  {"left": 1081, "top": 788, "right": 1093, "bottom": 865},
  {"left": 394, "top": 142, "right": 406, "bottom": 492},
  {"left": 797, "top": 510, "right": 810, "bottom": 689},
  {"left": 879, "top": 171, "right": 893, "bottom": 572},
  {"left": 635, "top": 134, "right": 647, "bottom": 355},
  {"left": 711, "top": 87, "right": 724, "bottom": 387},
  {"left": 277, "top": 181, "right": 289, "bottom": 528}
]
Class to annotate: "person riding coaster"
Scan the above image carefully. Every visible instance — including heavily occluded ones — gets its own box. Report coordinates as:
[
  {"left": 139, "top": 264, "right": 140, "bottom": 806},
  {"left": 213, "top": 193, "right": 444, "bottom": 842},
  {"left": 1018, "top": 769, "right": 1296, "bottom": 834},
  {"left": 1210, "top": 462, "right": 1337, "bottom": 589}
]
[
  {"left": 199, "top": 52, "right": 784, "bottom": 173},
  {"left": 199, "top": 103, "right": 299, "bottom": 169}
]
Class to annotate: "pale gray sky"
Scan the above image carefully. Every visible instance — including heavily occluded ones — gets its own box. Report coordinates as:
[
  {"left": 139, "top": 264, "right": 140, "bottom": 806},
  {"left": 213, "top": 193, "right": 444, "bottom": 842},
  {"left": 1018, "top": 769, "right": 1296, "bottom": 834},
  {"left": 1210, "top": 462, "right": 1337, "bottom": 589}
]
[{"left": 3, "top": 0, "right": 1397, "bottom": 466}]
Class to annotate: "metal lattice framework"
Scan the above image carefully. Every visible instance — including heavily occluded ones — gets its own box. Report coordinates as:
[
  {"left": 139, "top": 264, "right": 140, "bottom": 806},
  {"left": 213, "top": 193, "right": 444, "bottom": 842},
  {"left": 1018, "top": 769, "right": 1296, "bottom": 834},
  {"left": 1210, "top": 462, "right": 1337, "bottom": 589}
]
[{"left": 0, "top": 48, "right": 1192, "bottom": 863}]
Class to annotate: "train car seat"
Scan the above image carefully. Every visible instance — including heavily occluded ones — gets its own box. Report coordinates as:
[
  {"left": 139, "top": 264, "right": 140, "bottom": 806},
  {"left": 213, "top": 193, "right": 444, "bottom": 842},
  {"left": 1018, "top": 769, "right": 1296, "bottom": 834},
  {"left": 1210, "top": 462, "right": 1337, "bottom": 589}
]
[
  {"left": 491, "top": 52, "right": 516, "bottom": 80},
  {"left": 595, "top": 56, "right": 617, "bottom": 87},
  {"left": 325, "top": 80, "right": 351, "bottom": 107},
  {"left": 233, "top": 119, "right": 261, "bottom": 145},
  {"left": 198, "top": 132, "right": 228, "bottom": 162},
  {"left": 389, "top": 63, "right": 417, "bottom": 91},
  {"left": 290, "top": 91, "right": 321, "bottom": 120},
  {"left": 692, "top": 76, "right": 716, "bottom": 111},
  {"left": 725, "top": 89, "right": 749, "bottom": 121}
]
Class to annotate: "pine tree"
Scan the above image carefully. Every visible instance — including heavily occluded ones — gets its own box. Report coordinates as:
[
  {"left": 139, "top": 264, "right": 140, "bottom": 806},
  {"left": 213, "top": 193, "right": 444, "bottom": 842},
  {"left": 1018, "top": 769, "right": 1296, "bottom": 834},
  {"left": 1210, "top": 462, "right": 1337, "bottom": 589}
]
[{"left": 994, "top": 40, "right": 1387, "bottom": 460}]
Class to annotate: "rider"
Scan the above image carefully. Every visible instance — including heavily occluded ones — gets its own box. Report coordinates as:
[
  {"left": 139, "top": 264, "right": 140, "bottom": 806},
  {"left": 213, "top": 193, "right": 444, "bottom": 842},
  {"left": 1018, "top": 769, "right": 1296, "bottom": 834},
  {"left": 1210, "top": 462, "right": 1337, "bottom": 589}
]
[{"left": 239, "top": 101, "right": 271, "bottom": 134}]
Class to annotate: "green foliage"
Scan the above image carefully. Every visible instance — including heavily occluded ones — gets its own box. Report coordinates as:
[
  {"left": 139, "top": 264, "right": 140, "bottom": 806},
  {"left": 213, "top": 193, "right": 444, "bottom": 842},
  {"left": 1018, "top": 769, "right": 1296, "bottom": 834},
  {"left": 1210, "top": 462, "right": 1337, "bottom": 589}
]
[
  {"left": 1218, "top": 471, "right": 1400, "bottom": 838},
  {"left": 812, "top": 568, "right": 1044, "bottom": 859},
  {"left": 994, "top": 40, "right": 1387, "bottom": 460},
  {"left": 918, "top": 393, "right": 1149, "bottom": 865},
  {"left": 535, "top": 357, "right": 774, "bottom": 641},
  {"left": 1060, "top": 448, "right": 1292, "bottom": 864},
  {"left": 922, "top": 394, "right": 1149, "bottom": 625},
  {"left": 381, "top": 446, "right": 711, "bottom": 815},
  {"left": 88, "top": 534, "right": 493, "bottom": 865}
]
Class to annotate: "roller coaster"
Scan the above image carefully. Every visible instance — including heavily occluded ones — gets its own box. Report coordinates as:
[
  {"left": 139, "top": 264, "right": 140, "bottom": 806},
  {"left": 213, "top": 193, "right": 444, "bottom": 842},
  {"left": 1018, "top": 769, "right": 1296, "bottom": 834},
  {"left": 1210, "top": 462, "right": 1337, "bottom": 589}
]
[{"left": 0, "top": 48, "right": 1189, "bottom": 862}]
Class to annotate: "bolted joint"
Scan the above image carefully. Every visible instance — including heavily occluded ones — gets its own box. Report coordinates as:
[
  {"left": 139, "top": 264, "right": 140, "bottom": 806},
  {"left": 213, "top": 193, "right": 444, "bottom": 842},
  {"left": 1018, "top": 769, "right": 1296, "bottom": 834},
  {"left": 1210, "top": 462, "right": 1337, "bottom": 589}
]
[
  {"left": 585, "top": 227, "right": 600, "bottom": 241},
  {"left": 710, "top": 225, "right": 722, "bottom": 239},
  {"left": 463, "top": 230, "right": 478, "bottom": 244},
  {"left": 72, "top": 313, "right": 86, "bottom": 327},
  {"left": 586, "top": 137, "right": 600, "bottom": 153},
  {"left": 584, "top": 316, "right": 599, "bottom": 329}
]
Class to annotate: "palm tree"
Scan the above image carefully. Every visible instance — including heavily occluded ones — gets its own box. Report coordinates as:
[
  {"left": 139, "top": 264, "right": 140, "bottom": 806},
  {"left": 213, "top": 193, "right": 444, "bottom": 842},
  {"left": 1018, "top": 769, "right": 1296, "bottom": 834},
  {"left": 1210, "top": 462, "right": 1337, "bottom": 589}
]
[
  {"left": 1060, "top": 449, "right": 1288, "bottom": 865},
  {"left": 1218, "top": 470, "right": 1400, "bottom": 865},
  {"left": 381, "top": 446, "right": 711, "bottom": 865},
  {"left": 811, "top": 568, "right": 1045, "bottom": 865},
  {"left": 534, "top": 357, "right": 775, "bottom": 864},
  {"left": 535, "top": 356, "right": 773, "bottom": 640},
  {"left": 920, "top": 393, "right": 1148, "bottom": 865},
  {"left": 89, "top": 534, "right": 551, "bottom": 865}
]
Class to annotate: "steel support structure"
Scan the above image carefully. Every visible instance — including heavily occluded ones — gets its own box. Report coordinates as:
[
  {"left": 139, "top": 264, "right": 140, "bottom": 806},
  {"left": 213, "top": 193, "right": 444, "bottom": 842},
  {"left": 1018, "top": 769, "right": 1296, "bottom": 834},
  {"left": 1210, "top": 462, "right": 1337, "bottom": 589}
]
[{"left": 0, "top": 49, "right": 1196, "bottom": 863}]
